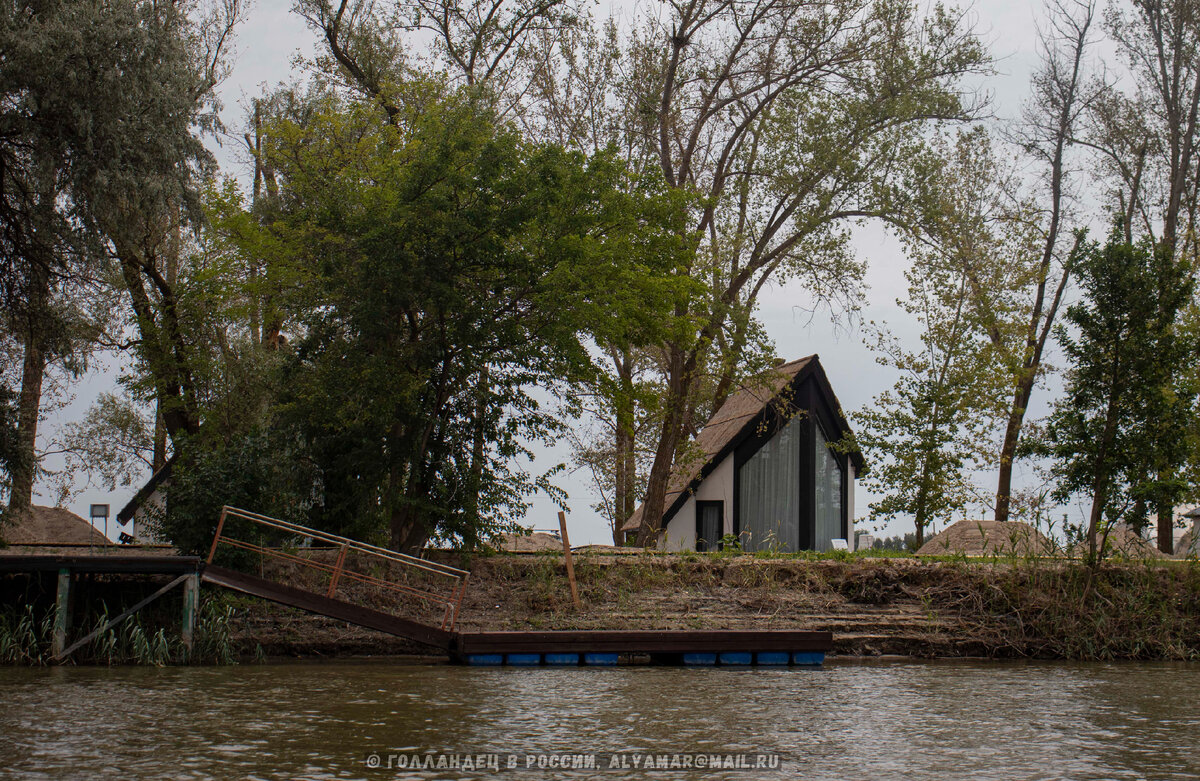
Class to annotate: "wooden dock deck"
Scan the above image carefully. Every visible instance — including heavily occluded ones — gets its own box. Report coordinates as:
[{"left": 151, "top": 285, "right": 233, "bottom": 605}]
[{"left": 0, "top": 553, "right": 202, "bottom": 574}]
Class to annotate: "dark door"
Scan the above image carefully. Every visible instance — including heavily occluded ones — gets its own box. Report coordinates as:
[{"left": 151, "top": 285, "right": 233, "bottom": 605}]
[{"left": 696, "top": 501, "right": 723, "bottom": 552}]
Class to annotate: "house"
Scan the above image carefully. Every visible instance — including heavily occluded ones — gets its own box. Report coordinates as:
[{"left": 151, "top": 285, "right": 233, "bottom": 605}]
[
  {"left": 115, "top": 455, "right": 175, "bottom": 543},
  {"left": 620, "top": 355, "right": 864, "bottom": 552}
]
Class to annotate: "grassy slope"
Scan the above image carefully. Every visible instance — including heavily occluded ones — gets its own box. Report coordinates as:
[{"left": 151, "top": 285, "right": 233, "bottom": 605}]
[{"left": 226, "top": 552, "right": 1200, "bottom": 661}]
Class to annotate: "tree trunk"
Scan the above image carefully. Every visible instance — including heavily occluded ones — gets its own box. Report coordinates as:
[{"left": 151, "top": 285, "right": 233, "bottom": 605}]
[
  {"left": 117, "top": 244, "right": 201, "bottom": 443},
  {"left": 994, "top": 373, "right": 1035, "bottom": 522},
  {"left": 152, "top": 403, "right": 167, "bottom": 472},
  {"left": 8, "top": 327, "right": 46, "bottom": 514},
  {"left": 612, "top": 349, "right": 635, "bottom": 545},
  {"left": 464, "top": 368, "right": 489, "bottom": 533},
  {"left": 1157, "top": 498, "right": 1175, "bottom": 555},
  {"left": 636, "top": 348, "right": 690, "bottom": 547}
]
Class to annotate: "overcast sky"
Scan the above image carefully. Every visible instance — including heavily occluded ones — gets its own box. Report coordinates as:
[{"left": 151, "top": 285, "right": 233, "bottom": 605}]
[{"left": 43, "top": 0, "right": 1099, "bottom": 545}]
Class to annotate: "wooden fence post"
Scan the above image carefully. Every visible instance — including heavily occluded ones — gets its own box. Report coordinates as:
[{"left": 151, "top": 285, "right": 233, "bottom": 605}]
[
  {"left": 181, "top": 573, "right": 200, "bottom": 657},
  {"left": 53, "top": 568, "right": 72, "bottom": 659},
  {"left": 558, "top": 511, "right": 582, "bottom": 610}
]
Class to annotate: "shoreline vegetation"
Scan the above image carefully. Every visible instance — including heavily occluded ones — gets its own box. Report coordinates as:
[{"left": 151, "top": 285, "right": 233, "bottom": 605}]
[{"left": 3, "top": 551, "right": 1198, "bottom": 666}]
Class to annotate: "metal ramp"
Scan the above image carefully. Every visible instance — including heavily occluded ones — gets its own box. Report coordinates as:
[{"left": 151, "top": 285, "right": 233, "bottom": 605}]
[
  {"left": 199, "top": 506, "right": 837, "bottom": 666},
  {"left": 201, "top": 564, "right": 455, "bottom": 650},
  {"left": 202, "top": 506, "right": 469, "bottom": 652}
]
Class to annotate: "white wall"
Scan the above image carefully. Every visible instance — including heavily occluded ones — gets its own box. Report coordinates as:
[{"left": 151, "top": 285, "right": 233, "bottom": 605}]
[
  {"left": 661, "top": 457, "right": 734, "bottom": 551},
  {"left": 661, "top": 452, "right": 858, "bottom": 552}
]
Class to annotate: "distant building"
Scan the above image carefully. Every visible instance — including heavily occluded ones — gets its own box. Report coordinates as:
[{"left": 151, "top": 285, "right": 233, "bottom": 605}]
[
  {"left": 116, "top": 455, "right": 175, "bottom": 543},
  {"left": 621, "top": 355, "right": 864, "bottom": 553}
]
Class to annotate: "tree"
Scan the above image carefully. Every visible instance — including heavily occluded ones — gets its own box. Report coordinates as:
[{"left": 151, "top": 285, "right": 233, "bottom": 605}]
[
  {"left": 855, "top": 130, "right": 1022, "bottom": 547},
  {"left": 0, "top": 382, "right": 24, "bottom": 517},
  {"left": 101, "top": 0, "right": 243, "bottom": 450},
  {"left": 239, "top": 83, "right": 686, "bottom": 552},
  {"left": 0, "top": 0, "right": 241, "bottom": 514},
  {"left": 990, "top": 0, "right": 1098, "bottom": 523},
  {"left": 622, "top": 0, "right": 986, "bottom": 545},
  {"left": 1047, "top": 232, "right": 1195, "bottom": 562},
  {"left": 45, "top": 392, "right": 156, "bottom": 502},
  {"left": 1101, "top": 0, "right": 1200, "bottom": 257},
  {"left": 1082, "top": 0, "right": 1200, "bottom": 551},
  {"left": 302, "top": 0, "right": 988, "bottom": 548}
]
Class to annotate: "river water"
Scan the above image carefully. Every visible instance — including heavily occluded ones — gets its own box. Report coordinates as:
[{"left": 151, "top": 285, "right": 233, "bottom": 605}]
[{"left": 1, "top": 659, "right": 1198, "bottom": 779}]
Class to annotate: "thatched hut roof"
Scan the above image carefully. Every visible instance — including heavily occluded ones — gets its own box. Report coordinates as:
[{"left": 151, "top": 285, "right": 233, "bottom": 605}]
[
  {"left": 491, "top": 531, "right": 562, "bottom": 552},
  {"left": 1064, "top": 523, "right": 1166, "bottom": 560},
  {"left": 916, "top": 520, "right": 1052, "bottom": 557},
  {"left": 1, "top": 505, "right": 110, "bottom": 545},
  {"left": 1176, "top": 526, "right": 1198, "bottom": 558}
]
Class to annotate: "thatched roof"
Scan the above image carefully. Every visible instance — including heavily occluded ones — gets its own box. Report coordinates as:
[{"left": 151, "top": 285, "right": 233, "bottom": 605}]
[
  {"left": 623, "top": 356, "right": 864, "bottom": 535},
  {"left": 1, "top": 505, "right": 110, "bottom": 545},
  {"left": 1176, "top": 525, "right": 1199, "bottom": 558},
  {"left": 916, "top": 520, "right": 1052, "bottom": 557},
  {"left": 491, "top": 531, "right": 562, "bottom": 552},
  {"left": 1063, "top": 523, "right": 1166, "bottom": 560}
]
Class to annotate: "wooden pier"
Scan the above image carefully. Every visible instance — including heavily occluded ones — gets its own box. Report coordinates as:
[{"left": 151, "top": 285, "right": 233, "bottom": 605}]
[
  {"left": 1, "top": 508, "right": 834, "bottom": 666},
  {"left": 0, "top": 554, "right": 204, "bottom": 660}
]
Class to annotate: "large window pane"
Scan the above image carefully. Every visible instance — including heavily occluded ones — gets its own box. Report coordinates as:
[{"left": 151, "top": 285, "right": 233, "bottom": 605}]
[
  {"left": 814, "top": 423, "right": 844, "bottom": 551},
  {"left": 737, "top": 414, "right": 803, "bottom": 551}
]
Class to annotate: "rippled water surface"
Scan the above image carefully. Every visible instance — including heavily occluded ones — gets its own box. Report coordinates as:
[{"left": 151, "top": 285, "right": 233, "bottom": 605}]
[{"left": 2, "top": 659, "right": 1199, "bottom": 779}]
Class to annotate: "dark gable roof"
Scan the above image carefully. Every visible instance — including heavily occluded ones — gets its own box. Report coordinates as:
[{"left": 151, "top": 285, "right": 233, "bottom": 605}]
[
  {"left": 117, "top": 455, "right": 176, "bottom": 524},
  {"left": 621, "top": 355, "right": 863, "bottom": 533}
]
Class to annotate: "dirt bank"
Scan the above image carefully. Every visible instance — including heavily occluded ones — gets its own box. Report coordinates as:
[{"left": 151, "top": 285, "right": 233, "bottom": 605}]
[{"left": 226, "top": 552, "right": 1200, "bottom": 661}]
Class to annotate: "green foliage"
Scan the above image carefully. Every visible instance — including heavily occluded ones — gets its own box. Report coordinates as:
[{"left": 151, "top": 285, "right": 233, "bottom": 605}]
[
  {"left": 854, "top": 130, "right": 1027, "bottom": 542},
  {"left": 1047, "top": 231, "right": 1197, "bottom": 550},
  {"left": 0, "top": 382, "right": 23, "bottom": 512},
  {"left": 193, "top": 82, "right": 692, "bottom": 553},
  {"left": 49, "top": 391, "right": 154, "bottom": 501},
  {"left": 155, "top": 431, "right": 319, "bottom": 558}
]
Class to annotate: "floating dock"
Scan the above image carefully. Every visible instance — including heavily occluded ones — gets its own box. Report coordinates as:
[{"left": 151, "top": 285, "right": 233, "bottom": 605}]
[{"left": 455, "top": 629, "right": 831, "bottom": 667}]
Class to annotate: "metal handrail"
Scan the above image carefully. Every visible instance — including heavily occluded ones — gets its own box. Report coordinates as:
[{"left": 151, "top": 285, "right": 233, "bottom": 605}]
[{"left": 206, "top": 506, "right": 470, "bottom": 631}]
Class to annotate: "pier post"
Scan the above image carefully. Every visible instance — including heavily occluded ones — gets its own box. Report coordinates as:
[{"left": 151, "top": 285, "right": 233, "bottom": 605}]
[
  {"left": 181, "top": 573, "right": 200, "bottom": 658},
  {"left": 53, "top": 568, "right": 72, "bottom": 659}
]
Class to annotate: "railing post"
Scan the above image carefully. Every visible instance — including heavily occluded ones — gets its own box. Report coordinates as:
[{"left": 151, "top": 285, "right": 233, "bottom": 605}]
[
  {"left": 327, "top": 543, "right": 348, "bottom": 598},
  {"left": 207, "top": 507, "right": 229, "bottom": 565}
]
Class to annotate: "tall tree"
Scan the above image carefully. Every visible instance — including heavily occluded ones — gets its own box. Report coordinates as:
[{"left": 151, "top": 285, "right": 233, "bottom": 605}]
[
  {"left": 1085, "top": 0, "right": 1200, "bottom": 551},
  {"left": 243, "top": 85, "right": 686, "bottom": 552},
  {"left": 629, "top": 0, "right": 986, "bottom": 545},
  {"left": 0, "top": 0, "right": 241, "bottom": 514},
  {"left": 857, "top": 129, "right": 1025, "bottom": 547},
  {"left": 991, "top": 0, "right": 1097, "bottom": 523},
  {"left": 1047, "top": 232, "right": 1195, "bottom": 562}
]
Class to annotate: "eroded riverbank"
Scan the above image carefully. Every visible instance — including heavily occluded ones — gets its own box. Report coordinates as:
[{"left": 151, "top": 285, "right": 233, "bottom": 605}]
[
  {"left": 228, "top": 553, "right": 1200, "bottom": 661},
  {"left": 3, "top": 552, "right": 1198, "bottom": 664}
]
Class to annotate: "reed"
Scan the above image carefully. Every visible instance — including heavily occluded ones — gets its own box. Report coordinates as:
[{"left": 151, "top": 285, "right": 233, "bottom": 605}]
[{"left": 0, "top": 590, "right": 239, "bottom": 666}]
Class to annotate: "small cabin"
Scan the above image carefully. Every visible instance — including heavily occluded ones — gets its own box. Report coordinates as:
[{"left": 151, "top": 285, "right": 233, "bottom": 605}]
[{"left": 622, "top": 355, "right": 864, "bottom": 552}]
